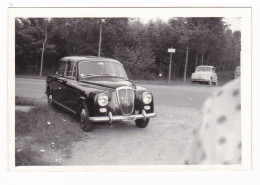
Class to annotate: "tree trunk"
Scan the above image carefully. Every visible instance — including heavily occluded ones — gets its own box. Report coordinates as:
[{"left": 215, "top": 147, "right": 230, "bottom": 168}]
[
  {"left": 207, "top": 54, "right": 210, "bottom": 65},
  {"left": 195, "top": 49, "right": 198, "bottom": 70},
  {"left": 35, "top": 55, "right": 38, "bottom": 68},
  {"left": 183, "top": 46, "right": 189, "bottom": 82},
  {"left": 98, "top": 18, "right": 102, "bottom": 57},
  {"left": 201, "top": 52, "right": 204, "bottom": 65},
  {"left": 222, "top": 61, "right": 225, "bottom": 71},
  {"left": 40, "top": 20, "right": 47, "bottom": 76}
]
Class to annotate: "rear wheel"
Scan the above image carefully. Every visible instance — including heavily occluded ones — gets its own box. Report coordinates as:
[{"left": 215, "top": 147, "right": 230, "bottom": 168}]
[
  {"left": 135, "top": 118, "right": 149, "bottom": 128},
  {"left": 80, "top": 103, "right": 94, "bottom": 132}
]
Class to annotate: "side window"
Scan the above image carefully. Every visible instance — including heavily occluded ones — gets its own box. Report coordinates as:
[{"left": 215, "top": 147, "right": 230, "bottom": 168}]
[
  {"left": 56, "top": 61, "right": 66, "bottom": 76},
  {"left": 65, "top": 61, "right": 76, "bottom": 78}
]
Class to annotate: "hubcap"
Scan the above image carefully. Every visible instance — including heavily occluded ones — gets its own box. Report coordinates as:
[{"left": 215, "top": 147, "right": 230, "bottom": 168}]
[
  {"left": 48, "top": 94, "right": 53, "bottom": 103},
  {"left": 80, "top": 109, "right": 86, "bottom": 123}
]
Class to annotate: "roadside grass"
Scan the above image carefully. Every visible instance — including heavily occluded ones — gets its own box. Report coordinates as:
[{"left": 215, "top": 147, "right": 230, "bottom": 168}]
[
  {"left": 16, "top": 73, "right": 232, "bottom": 86},
  {"left": 15, "top": 104, "right": 83, "bottom": 166},
  {"left": 133, "top": 79, "right": 191, "bottom": 86},
  {"left": 133, "top": 71, "right": 233, "bottom": 86}
]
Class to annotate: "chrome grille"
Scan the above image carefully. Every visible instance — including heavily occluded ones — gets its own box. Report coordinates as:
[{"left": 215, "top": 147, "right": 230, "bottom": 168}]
[{"left": 116, "top": 86, "right": 135, "bottom": 115}]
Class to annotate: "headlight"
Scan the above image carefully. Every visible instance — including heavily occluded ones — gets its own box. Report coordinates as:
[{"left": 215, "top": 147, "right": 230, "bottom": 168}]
[
  {"left": 142, "top": 92, "right": 152, "bottom": 104},
  {"left": 97, "top": 93, "right": 109, "bottom": 106}
]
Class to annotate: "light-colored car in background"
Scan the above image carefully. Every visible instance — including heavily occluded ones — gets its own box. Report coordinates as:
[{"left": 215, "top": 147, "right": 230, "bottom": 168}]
[
  {"left": 191, "top": 65, "right": 218, "bottom": 85},
  {"left": 233, "top": 66, "right": 240, "bottom": 79}
]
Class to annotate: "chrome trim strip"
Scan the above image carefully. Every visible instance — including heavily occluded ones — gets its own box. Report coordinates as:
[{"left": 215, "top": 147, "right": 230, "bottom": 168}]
[
  {"left": 116, "top": 86, "right": 135, "bottom": 115},
  {"left": 53, "top": 100, "right": 77, "bottom": 114},
  {"left": 88, "top": 112, "right": 157, "bottom": 123}
]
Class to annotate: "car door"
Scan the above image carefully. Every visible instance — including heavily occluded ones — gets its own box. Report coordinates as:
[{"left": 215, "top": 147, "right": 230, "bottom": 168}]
[
  {"left": 52, "top": 60, "right": 66, "bottom": 103},
  {"left": 62, "top": 61, "right": 80, "bottom": 111}
]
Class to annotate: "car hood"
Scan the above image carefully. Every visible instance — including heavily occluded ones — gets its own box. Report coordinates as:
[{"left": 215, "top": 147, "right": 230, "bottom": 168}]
[{"left": 80, "top": 77, "right": 135, "bottom": 89}]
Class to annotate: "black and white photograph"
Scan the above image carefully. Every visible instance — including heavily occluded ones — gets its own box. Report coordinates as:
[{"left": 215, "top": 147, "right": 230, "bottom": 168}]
[{"left": 8, "top": 7, "right": 251, "bottom": 171}]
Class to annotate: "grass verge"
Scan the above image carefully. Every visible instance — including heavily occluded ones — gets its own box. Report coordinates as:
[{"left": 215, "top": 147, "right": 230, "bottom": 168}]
[{"left": 15, "top": 104, "right": 83, "bottom": 166}]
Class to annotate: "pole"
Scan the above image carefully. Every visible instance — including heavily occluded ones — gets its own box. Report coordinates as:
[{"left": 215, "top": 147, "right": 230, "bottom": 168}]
[
  {"left": 40, "top": 20, "right": 47, "bottom": 76},
  {"left": 168, "top": 52, "right": 172, "bottom": 82},
  {"left": 184, "top": 46, "right": 189, "bottom": 82},
  {"left": 98, "top": 18, "right": 102, "bottom": 57}
]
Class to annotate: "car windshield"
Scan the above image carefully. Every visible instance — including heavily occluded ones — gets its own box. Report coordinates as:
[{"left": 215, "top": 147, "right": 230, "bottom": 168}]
[
  {"left": 78, "top": 60, "right": 128, "bottom": 79},
  {"left": 196, "top": 66, "right": 212, "bottom": 72}
]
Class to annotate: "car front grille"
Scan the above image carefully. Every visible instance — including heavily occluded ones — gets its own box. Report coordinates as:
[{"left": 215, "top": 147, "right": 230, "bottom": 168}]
[{"left": 116, "top": 86, "right": 135, "bottom": 115}]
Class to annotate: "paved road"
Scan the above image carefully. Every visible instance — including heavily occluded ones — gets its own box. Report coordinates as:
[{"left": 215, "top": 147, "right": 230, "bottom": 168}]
[
  {"left": 15, "top": 78, "right": 47, "bottom": 102},
  {"left": 15, "top": 77, "right": 219, "bottom": 165}
]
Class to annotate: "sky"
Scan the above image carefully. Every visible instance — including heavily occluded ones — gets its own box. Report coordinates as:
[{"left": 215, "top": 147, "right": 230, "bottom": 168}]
[{"left": 223, "top": 17, "right": 241, "bottom": 31}]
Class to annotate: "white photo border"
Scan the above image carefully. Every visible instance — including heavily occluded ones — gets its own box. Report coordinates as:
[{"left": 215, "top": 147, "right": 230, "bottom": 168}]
[{"left": 8, "top": 7, "right": 252, "bottom": 172}]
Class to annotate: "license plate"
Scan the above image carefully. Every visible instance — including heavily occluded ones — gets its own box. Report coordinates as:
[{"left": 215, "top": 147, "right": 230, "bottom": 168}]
[{"left": 122, "top": 116, "right": 136, "bottom": 121}]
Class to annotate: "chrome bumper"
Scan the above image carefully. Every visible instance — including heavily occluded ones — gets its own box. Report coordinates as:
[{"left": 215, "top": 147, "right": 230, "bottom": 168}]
[
  {"left": 88, "top": 110, "right": 157, "bottom": 124},
  {"left": 191, "top": 77, "right": 210, "bottom": 82}
]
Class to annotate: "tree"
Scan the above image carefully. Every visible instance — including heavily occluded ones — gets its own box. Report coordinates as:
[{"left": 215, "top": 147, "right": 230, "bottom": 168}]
[{"left": 15, "top": 17, "right": 240, "bottom": 79}]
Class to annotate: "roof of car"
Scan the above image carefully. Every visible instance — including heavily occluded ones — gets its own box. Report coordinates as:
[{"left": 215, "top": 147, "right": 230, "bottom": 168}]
[{"left": 60, "top": 56, "right": 122, "bottom": 64}]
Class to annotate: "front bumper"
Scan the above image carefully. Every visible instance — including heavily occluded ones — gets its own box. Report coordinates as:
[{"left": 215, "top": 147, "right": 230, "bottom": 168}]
[
  {"left": 89, "top": 110, "right": 157, "bottom": 124},
  {"left": 191, "top": 76, "right": 210, "bottom": 82}
]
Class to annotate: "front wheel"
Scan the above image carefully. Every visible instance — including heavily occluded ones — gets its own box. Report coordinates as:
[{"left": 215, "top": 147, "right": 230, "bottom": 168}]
[
  {"left": 80, "top": 103, "right": 94, "bottom": 132},
  {"left": 135, "top": 119, "right": 149, "bottom": 128}
]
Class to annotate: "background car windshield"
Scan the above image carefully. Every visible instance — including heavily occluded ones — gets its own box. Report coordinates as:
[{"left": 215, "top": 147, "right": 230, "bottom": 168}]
[
  {"left": 79, "top": 61, "right": 128, "bottom": 78},
  {"left": 196, "top": 66, "right": 212, "bottom": 72}
]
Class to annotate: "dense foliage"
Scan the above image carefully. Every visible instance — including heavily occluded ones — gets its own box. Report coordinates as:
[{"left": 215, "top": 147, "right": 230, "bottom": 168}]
[{"left": 15, "top": 17, "right": 241, "bottom": 80}]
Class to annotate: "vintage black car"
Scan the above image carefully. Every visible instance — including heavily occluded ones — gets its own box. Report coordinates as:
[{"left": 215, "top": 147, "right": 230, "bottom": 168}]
[{"left": 46, "top": 56, "right": 157, "bottom": 132}]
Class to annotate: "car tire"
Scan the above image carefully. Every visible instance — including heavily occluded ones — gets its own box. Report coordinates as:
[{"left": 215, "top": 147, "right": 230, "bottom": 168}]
[
  {"left": 135, "top": 118, "right": 149, "bottom": 128},
  {"left": 80, "top": 102, "right": 94, "bottom": 132},
  {"left": 208, "top": 78, "right": 212, "bottom": 85}
]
